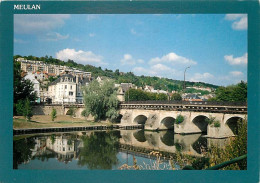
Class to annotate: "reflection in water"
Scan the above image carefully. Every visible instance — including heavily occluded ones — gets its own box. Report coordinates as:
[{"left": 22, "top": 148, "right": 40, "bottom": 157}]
[
  {"left": 78, "top": 131, "right": 120, "bottom": 169},
  {"left": 13, "top": 130, "right": 228, "bottom": 170},
  {"left": 13, "top": 137, "right": 36, "bottom": 169},
  {"left": 160, "top": 131, "right": 175, "bottom": 146},
  {"left": 133, "top": 130, "right": 146, "bottom": 142}
]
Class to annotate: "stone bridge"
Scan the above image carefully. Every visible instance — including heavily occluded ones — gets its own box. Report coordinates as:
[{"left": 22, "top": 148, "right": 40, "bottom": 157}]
[
  {"left": 119, "top": 101, "right": 247, "bottom": 138},
  {"left": 32, "top": 101, "right": 247, "bottom": 138}
]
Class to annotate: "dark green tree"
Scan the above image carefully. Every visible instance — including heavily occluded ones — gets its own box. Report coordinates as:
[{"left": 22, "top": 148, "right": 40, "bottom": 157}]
[
  {"left": 83, "top": 79, "right": 119, "bottom": 121},
  {"left": 13, "top": 60, "right": 36, "bottom": 115},
  {"left": 171, "top": 93, "right": 182, "bottom": 101}
]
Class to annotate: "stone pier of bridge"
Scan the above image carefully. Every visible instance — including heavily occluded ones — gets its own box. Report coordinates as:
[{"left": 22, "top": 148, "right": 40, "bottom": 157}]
[{"left": 119, "top": 102, "right": 247, "bottom": 138}]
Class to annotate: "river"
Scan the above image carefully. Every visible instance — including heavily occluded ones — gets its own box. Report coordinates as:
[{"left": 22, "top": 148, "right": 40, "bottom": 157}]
[{"left": 13, "top": 129, "right": 229, "bottom": 170}]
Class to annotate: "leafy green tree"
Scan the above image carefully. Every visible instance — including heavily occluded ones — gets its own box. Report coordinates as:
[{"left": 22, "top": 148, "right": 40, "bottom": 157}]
[
  {"left": 156, "top": 93, "right": 168, "bottom": 100},
  {"left": 15, "top": 100, "right": 25, "bottom": 116},
  {"left": 23, "top": 98, "right": 33, "bottom": 122},
  {"left": 211, "top": 81, "right": 247, "bottom": 102},
  {"left": 83, "top": 79, "right": 119, "bottom": 121},
  {"left": 171, "top": 93, "right": 182, "bottom": 101},
  {"left": 51, "top": 108, "right": 57, "bottom": 121},
  {"left": 13, "top": 59, "right": 36, "bottom": 115}
]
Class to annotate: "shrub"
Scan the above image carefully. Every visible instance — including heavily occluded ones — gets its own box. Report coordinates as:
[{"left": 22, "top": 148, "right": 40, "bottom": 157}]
[
  {"left": 51, "top": 108, "right": 57, "bottom": 121},
  {"left": 213, "top": 121, "right": 221, "bottom": 128},
  {"left": 175, "top": 115, "right": 184, "bottom": 124},
  {"left": 205, "top": 115, "right": 216, "bottom": 125},
  {"left": 67, "top": 107, "right": 76, "bottom": 117},
  {"left": 206, "top": 119, "right": 247, "bottom": 170}
]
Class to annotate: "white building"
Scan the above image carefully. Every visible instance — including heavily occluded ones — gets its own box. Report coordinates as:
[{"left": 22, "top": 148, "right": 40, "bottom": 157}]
[
  {"left": 48, "top": 74, "right": 91, "bottom": 104},
  {"left": 24, "top": 72, "right": 40, "bottom": 103}
]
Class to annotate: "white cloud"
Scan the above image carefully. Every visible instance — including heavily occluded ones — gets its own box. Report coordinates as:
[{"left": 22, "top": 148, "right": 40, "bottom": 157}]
[
  {"left": 86, "top": 15, "right": 99, "bottom": 21},
  {"left": 190, "top": 72, "right": 214, "bottom": 83},
  {"left": 149, "top": 52, "right": 197, "bottom": 66},
  {"left": 132, "top": 67, "right": 157, "bottom": 76},
  {"left": 56, "top": 48, "right": 106, "bottom": 66},
  {"left": 230, "top": 71, "right": 243, "bottom": 77},
  {"left": 120, "top": 54, "right": 144, "bottom": 66},
  {"left": 14, "top": 14, "right": 70, "bottom": 34},
  {"left": 89, "top": 33, "right": 96, "bottom": 37},
  {"left": 43, "top": 32, "right": 69, "bottom": 41},
  {"left": 225, "top": 14, "right": 247, "bottom": 30},
  {"left": 14, "top": 38, "right": 27, "bottom": 44},
  {"left": 151, "top": 64, "right": 172, "bottom": 72},
  {"left": 224, "top": 53, "right": 247, "bottom": 65}
]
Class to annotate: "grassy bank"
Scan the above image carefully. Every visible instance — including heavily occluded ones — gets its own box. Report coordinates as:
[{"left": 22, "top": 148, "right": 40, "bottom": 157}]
[{"left": 13, "top": 115, "right": 110, "bottom": 129}]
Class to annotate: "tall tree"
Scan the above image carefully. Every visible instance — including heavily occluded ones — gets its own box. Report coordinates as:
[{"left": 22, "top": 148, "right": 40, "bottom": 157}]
[
  {"left": 13, "top": 60, "right": 36, "bottom": 115},
  {"left": 83, "top": 79, "right": 119, "bottom": 121}
]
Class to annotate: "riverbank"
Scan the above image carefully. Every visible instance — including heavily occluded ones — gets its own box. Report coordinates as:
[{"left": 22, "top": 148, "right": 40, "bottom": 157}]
[{"left": 13, "top": 115, "right": 109, "bottom": 129}]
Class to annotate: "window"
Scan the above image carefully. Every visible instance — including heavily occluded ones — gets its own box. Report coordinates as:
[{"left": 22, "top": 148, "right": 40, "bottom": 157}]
[
  {"left": 69, "top": 92, "right": 73, "bottom": 96},
  {"left": 70, "top": 85, "right": 72, "bottom": 90},
  {"left": 65, "top": 85, "right": 67, "bottom": 89}
]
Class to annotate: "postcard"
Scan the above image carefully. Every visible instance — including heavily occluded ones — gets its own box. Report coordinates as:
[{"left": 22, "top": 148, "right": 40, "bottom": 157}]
[{"left": 0, "top": 1, "right": 259, "bottom": 183}]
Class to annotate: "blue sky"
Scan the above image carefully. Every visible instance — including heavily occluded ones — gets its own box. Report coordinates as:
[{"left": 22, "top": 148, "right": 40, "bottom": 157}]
[{"left": 14, "top": 14, "right": 247, "bottom": 86}]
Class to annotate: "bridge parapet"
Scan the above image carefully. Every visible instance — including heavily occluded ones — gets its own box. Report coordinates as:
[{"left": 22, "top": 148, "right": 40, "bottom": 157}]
[{"left": 120, "top": 101, "right": 247, "bottom": 114}]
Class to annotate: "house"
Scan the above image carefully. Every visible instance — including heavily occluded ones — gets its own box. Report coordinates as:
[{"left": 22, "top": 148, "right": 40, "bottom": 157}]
[
  {"left": 182, "top": 93, "right": 203, "bottom": 101},
  {"left": 24, "top": 72, "right": 40, "bottom": 103},
  {"left": 116, "top": 83, "right": 136, "bottom": 102},
  {"left": 48, "top": 74, "right": 91, "bottom": 104}
]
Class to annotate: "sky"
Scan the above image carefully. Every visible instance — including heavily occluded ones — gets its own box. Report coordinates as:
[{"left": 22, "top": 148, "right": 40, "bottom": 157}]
[{"left": 14, "top": 14, "right": 247, "bottom": 86}]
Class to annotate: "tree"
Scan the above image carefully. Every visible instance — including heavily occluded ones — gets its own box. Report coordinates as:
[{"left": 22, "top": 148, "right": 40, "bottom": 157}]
[
  {"left": 171, "top": 93, "right": 182, "bottom": 101},
  {"left": 83, "top": 79, "right": 119, "bottom": 122},
  {"left": 23, "top": 98, "right": 33, "bottom": 122},
  {"left": 13, "top": 59, "right": 36, "bottom": 115},
  {"left": 51, "top": 108, "right": 57, "bottom": 121},
  {"left": 212, "top": 81, "right": 247, "bottom": 102}
]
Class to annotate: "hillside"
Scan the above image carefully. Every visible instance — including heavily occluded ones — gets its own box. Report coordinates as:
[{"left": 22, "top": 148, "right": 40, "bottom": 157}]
[{"left": 14, "top": 55, "right": 219, "bottom": 92}]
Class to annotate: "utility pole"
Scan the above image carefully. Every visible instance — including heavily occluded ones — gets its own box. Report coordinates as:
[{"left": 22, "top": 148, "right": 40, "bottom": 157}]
[{"left": 183, "top": 66, "right": 190, "bottom": 91}]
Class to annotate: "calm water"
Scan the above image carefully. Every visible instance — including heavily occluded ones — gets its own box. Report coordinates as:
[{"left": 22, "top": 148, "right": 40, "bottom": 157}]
[{"left": 13, "top": 130, "right": 228, "bottom": 170}]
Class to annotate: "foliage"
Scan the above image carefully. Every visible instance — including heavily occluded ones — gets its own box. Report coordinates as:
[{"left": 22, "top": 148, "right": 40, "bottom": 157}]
[
  {"left": 171, "top": 93, "right": 182, "bottom": 101},
  {"left": 50, "top": 134, "right": 56, "bottom": 145},
  {"left": 213, "top": 121, "right": 221, "bottom": 128},
  {"left": 205, "top": 115, "right": 220, "bottom": 127},
  {"left": 83, "top": 79, "right": 119, "bottom": 121},
  {"left": 23, "top": 98, "right": 33, "bottom": 121},
  {"left": 175, "top": 115, "right": 185, "bottom": 124},
  {"left": 125, "top": 89, "right": 168, "bottom": 101},
  {"left": 51, "top": 108, "right": 57, "bottom": 121},
  {"left": 206, "top": 119, "right": 247, "bottom": 170},
  {"left": 205, "top": 115, "right": 216, "bottom": 125},
  {"left": 13, "top": 59, "right": 36, "bottom": 115},
  {"left": 211, "top": 81, "right": 247, "bottom": 102},
  {"left": 13, "top": 137, "right": 36, "bottom": 169},
  {"left": 78, "top": 131, "right": 119, "bottom": 169},
  {"left": 81, "top": 109, "right": 88, "bottom": 117},
  {"left": 67, "top": 107, "right": 76, "bottom": 117}
]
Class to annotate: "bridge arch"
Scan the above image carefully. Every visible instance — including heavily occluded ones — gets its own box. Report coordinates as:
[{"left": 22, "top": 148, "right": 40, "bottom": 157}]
[
  {"left": 160, "top": 117, "right": 175, "bottom": 130},
  {"left": 133, "top": 115, "right": 148, "bottom": 124},
  {"left": 225, "top": 116, "right": 243, "bottom": 135},
  {"left": 133, "top": 130, "right": 146, "bottom": 142},
  {"left": 192, "top": 115, "right": 209, "bottom": 133}
]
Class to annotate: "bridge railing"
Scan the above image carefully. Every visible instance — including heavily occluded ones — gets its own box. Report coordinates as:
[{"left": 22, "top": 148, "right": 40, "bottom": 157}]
[{"left": 121, "top": 100, "right": 247, "bottom": 106}]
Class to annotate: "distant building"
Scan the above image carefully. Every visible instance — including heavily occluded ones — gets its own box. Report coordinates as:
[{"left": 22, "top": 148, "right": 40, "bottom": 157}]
[
  {"left": 182, "top": 93, "right": 203, "bottom": 101},
  {"left": 24, "top": 72, "right": 40, "bottom": 103},
  {"left": 48, "top": 74, "right": 91, "bottom": 104},
  {"left": 116, "top": 83, "right": 137, "bottom": 102}
]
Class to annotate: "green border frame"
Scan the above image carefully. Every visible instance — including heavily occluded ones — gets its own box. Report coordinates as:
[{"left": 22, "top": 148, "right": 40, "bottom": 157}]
[{"left": 0, "top": 1, "right": 259, "bottom": 183}]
